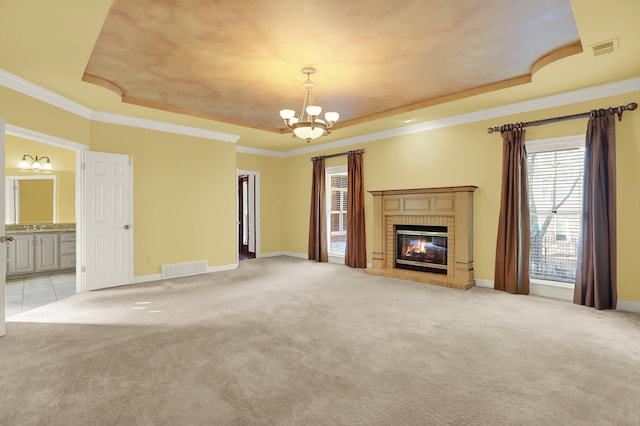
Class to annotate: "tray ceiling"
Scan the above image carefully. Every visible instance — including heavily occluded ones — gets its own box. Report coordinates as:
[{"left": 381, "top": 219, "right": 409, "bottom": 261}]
[{"left": 83, "top": 0, "right": 581, "bottom": 133}]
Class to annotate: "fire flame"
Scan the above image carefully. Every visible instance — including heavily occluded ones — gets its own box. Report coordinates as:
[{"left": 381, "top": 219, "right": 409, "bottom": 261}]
[{"left": 405, "top": 243, "right": 427, "bottom": 257}]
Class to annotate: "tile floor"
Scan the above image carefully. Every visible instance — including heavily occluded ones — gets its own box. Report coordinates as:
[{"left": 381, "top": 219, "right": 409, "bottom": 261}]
[{"left": 5, "top": 273, "right": 76, "bottom": 319}]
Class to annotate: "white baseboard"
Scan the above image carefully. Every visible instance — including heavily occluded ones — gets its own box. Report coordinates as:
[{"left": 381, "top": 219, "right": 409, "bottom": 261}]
[
  {"left": 258, "top": 251, "right": 284, "bottom": 258},
  {"left": 282, "top": 251, "right": 308, "bottom": 259},
  {"left": 530, "top": 280, "right": 574, "bottom": 301},
  {"left": 133, "top": 263, "right": 236, "bottom": 284},
  {"left": 474, "top": 278, "right": 639, "bottom": 313},
  {"left": 476, "top": 278, "right": 573, "bottom": 301},
  {"left": 133, "top": 274, "right": 162, "bottom": 284},
  {"left": 207, "top": 263, "right": 238, "bottom": 273},
  {"left": 617, "top": 299, "right": 640, "bottom": 314},
  {"left": 258, "top": 251, "right": 308, "bottom": 259},
  {"left": 473, "top": 278, "right": 574, "bottom": 303},
  {"left": 474, "top": 279, "right": 494, "bottom": 289}
]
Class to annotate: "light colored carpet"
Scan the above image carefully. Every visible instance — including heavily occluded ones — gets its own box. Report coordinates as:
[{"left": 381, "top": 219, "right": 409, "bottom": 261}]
[{"left": 1, "top": 256, "right": 639, "bottom": 425}]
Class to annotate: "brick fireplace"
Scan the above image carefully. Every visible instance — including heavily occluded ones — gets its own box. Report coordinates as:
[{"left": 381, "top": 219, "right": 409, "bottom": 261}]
[{"left": 365, "top": 186, "right": 477, "bottom": 290}]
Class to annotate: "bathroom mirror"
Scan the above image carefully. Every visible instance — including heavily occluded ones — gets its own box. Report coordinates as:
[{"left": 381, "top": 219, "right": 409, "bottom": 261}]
[{"left": 5, "top": 176, "right": 57, "bottom": 224}]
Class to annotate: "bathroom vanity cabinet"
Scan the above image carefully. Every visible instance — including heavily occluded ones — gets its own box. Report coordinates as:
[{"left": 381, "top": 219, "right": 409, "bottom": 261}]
[{"left": 6, "top": 230, "right": 76, "bottom": 277}]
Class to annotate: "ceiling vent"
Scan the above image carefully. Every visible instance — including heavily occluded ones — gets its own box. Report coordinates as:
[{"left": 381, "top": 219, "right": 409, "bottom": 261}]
[{"left": 591, "top": 39, "right": 618, "bottom": 56}]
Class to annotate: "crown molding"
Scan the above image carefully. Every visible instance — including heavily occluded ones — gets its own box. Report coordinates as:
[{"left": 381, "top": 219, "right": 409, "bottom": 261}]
[
  {"left": 0, "top": 69, "right": 93, "bottom": 119},
  {"left": 235, "top": 77, "right": 640, "bottom": 158},
  {"left": 91, "top": 111, "right": 240, "bottom": 143},
  {"left": 0, "top": 68, "right": 241, "bottom": 144},
  {"left": 235, "top": 144, "right": 285, "bottom": 157},
  {"left": 299, "top": 78, "right": 640, "bottom": 156},
  {"left": 5, "top": 124, "right": 89, "bottom": 151},
  {"left": 2, "top": 68, "right": 638, "bottom": 151}
]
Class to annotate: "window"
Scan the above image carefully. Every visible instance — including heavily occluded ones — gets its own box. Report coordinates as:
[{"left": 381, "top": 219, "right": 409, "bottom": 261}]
[
  {"left": 326, "top": 166, "right": 348, "bottom": 256},
  {"left": 527, "top": 137, "right": 584, "bottom": 283}
]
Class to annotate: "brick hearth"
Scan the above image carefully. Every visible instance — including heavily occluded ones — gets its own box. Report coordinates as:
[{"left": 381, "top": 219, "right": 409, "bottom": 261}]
[{"left": 365, "top": 186, "right": 477, "bottom": 290}]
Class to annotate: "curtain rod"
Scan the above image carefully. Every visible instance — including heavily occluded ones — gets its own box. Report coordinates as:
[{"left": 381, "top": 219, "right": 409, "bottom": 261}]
[
  {"left": 487, "top": 102, "right": 637, "bottom": 134},
  {"left": 311, "top": 149, "right": 365, "bottom": 161}
]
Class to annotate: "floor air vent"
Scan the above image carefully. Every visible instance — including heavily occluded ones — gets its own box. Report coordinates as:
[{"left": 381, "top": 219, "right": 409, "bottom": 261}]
[{"left": 162, "top": 260, "right": 208, "bottom": 279}]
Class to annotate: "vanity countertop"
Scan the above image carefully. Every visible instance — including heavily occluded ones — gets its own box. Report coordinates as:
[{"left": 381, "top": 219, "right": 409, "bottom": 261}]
[{"left": 6, "top": 223, "right": 76, "bottom": 234}]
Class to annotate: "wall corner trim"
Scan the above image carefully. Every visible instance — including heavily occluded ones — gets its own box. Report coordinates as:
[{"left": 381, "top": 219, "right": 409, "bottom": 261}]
[
  {"left": 260, "top": 251, "right": 308, "bottom": 259},
  {"left": 0, "top": 69, "right": 93, "bottom": 118},
  {"left": 3, "top": 67, "right": 639, "bottom": 156},
  {"left": 133, "top": 274, "right": 162, "bottom": 284},
  {"left": 0, "top": 68, "right": 241, "bottom": 143},
  {"left": 6, "top": 124, "right": 89, "bottom": 151},
  {"left": 474, "top": 279, "right": 494, "bottom": 288},
  {"left": 206, "top": 263, "right": 238, "bottom": 273},
  {"left": 238, "top": 77, "right": 640, "bottom": 158},
  {"left": 236, "top": 145, "right": 286, "bottom": 157},
  {"left": 617, "top": 299, "right": 640, "bottom": 314},
  {"left": 92, "top": 111, "right": 241, "bottom": 143}
]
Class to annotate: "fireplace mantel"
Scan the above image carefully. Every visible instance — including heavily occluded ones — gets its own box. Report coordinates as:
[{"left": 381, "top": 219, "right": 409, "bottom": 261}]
[{"left": 365, "top": 186, "right": 477, "bottom": 290}]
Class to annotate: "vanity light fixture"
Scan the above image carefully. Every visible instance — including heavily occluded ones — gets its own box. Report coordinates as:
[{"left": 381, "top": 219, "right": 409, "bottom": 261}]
[{"left": 19, "top": 154, "right": 53, "bottom": 171}]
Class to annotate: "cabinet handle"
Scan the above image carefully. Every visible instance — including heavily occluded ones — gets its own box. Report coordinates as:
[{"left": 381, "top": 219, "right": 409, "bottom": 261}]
[
  {"left": 0, "top": 236, "right": 14, "bottom": 243},
  {"left": 124, "top": 225, "right": 130, "bottom": 230}
]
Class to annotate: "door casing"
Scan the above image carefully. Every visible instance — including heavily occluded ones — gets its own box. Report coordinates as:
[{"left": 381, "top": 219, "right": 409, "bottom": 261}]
[{"left": 236, "top": 169, "right": 260, "bottom": 259}]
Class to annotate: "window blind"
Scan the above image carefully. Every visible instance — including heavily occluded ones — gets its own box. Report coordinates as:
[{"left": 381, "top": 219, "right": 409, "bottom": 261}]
[
  {"left": 527, "top": 147, "right": 584, "bottom": 283},
  {"left": 328, "top": 173, "right": 348, "bottom": 255}
]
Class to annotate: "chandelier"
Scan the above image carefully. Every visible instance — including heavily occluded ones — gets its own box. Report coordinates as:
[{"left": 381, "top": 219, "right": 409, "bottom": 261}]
[{"left": 279, "top": 67, "right": 339, "bottom": 142}]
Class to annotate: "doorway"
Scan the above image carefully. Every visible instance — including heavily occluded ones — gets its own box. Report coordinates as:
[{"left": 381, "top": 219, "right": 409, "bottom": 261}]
[
  {"left": 238, "top": 174, "right": 255, "bottom": 260},
  {"left": 3, "top": 129, "right": 83, "bottom": 320},
  {"left": 237, "top": 169, "right": 260, "bottom": 261}
]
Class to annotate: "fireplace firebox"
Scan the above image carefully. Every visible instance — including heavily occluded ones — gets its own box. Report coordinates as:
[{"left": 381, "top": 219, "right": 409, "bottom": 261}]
[{"left": 396, "top": 225, "right": 448, "bottom": 274}]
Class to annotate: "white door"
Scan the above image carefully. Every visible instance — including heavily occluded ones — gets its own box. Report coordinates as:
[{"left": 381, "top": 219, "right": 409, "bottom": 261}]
[
  {"left": 84, "top": 151, "right": 133, "bottom": 290},
  {"left": 1, "top": 120, "right": 7, "bottom": 336}
]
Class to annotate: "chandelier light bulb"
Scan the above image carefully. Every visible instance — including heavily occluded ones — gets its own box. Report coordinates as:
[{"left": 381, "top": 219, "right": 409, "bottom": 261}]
[
  {"left": 19, "top": 157, "right": 29, "bottom": 169},
  {"left": 279, "top": 109, "right": 295, "bottom": 120},
  {"left": 32, "top": 160, "right": 41, "bottom": 170},
  {"left": 43, "top": 160, "right": 53, "bottom": 171},
  {"left": 306, "top": 105, "right": 322, "bottom": 117},
  {"left": 325, "top": 111, "right": 339, "bottom": 123}
]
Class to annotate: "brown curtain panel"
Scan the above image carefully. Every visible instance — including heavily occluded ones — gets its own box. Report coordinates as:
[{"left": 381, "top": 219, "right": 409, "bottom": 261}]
[
  {"left": 346, "top": 151, "right": 366, "bottom": 268},
  {"left": 574, "top": 112, "right": 617, "bottom": 309},
  {"left": 494, "top": 127, "right": 531, "bottom": 294},
  {"left": 308, "top": 157, "right": 328, "bottom": 262}
]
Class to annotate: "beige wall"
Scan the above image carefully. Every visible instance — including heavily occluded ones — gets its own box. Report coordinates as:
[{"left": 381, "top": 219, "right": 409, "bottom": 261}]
[
  {"left": 56, "top": 170, "right": 75, "bottom": 222},
  {"left": 1, "top": 89, "right": 237, "bottom": 278},
  {"left": 279, "top": 92, "right": 640, "bottom": 303},
  {"left": 236, "top": 153, "right": 284, "bottom": 255},
  {"left": 0, "top": 86, "right": 90, "bottom": 145},
  {"left": 89, "top": 122, "right": 237, "bottom": 276},
  {"left": 2, "top": 83, "right": 639, "bottom": 304}
]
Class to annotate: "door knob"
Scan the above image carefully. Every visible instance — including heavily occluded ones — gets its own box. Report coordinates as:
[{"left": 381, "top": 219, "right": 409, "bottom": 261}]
[
  {"left": 124, "top": 225, "right": 130, "bottom": 230},
  {"left": 0, "top": 236, "right": 14, "bottom": 243}
]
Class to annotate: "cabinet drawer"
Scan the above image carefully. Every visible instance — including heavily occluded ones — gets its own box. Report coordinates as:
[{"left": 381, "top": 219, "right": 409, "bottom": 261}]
[
  {"left": 60, "top": 232, "right": 76, "bottom": 242},
  {"left": 61, "top": 255, "right": 76, "bottom": 269},
  {"left": 61, "top": 241, "right": 76, "bottom": 255}
]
